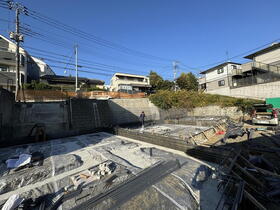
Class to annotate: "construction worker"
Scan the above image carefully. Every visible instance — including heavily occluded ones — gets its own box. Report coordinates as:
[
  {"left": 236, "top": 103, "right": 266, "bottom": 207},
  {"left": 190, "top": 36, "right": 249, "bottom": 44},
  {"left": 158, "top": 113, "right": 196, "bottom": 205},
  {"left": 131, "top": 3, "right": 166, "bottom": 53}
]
[{"left": 139, "top": 111, "right": 146, "bottom": 129}]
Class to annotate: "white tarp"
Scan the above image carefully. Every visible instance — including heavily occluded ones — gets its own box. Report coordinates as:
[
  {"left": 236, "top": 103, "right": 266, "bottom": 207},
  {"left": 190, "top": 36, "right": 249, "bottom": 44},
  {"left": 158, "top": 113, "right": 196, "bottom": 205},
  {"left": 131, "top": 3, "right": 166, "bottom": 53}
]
[
  {"left": 6, "top": 154, "right": 31, "bottom": 169},
  {"left": 1, "top": 194, "right": 23, "bottom": 210}
]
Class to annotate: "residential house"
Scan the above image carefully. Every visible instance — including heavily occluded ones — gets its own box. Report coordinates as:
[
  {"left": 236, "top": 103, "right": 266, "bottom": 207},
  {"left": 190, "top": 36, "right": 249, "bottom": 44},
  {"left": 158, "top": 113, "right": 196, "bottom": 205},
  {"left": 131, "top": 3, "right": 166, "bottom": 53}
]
[
  {"left": 31, "top": 56, "right": 55, "bottom": 76},
  {"left": 199, "top": 62, "right": 241, "bottom": 95},
  {"left": 40, "top": 75, "right": 105, "bottom": 90},
  {"left": 232, "top": 43, "right": 280, "bottom": 88},
  {"left": 199, "top": 43, "right": 280, "bottom": 99},
  {"left": 0, "top": 34, "right": 41, "bottom": 92},
  {"left": 110, "top": 73, "right": 151, "bottom": 93}
]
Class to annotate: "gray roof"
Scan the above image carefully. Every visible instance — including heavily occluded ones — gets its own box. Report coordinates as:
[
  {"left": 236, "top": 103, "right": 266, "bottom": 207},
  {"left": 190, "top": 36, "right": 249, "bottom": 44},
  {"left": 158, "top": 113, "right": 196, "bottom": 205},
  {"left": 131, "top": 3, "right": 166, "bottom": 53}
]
[
  {"left": 40, "top": 75, "right": 104, "bottom": 85},
  {"left": 200, "top": 62, "right": 241, "bottom": 74},
  {"left": 244, "top": 42, "right": 280, "bottom": 59}
]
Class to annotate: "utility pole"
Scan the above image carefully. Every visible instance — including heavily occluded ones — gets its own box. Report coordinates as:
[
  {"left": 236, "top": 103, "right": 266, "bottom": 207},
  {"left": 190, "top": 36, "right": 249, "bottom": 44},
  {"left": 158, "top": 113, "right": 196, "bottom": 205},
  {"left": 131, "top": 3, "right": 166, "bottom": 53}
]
[
  {"left": 15, "top": 8, "right": 20, "bottom": 99},
  {"left": 8, "top": 2, "right": 26, "bottom": 100},
  {"left": 173, "top": 61, "right": 178, "bottom": 91},
  {"left": 75, "top": 45, "right": 78, "bottom": 92}
]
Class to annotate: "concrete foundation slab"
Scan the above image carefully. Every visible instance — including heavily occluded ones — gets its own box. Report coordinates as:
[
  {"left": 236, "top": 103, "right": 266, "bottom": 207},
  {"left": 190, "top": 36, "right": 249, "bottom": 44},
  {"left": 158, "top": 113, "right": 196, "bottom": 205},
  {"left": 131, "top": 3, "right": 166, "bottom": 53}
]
[{"left": 0, "top": 132, "right": 221, "bottom": 209}]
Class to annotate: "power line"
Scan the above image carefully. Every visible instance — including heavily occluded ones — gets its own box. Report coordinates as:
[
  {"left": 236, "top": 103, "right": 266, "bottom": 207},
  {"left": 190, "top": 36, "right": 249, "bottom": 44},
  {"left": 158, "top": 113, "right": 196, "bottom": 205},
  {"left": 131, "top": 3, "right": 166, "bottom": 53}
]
[
  {"left": 23, "top": 46, "right": 154, "bottom": 74},
  {"left": 48, "top": 64, "right": 112, "bottom": 77},
  {"left": 4, "top": 1, "right": 277, "bottom": 76},
  {"left": 25, "top": 8, "right": 173, "bottom": 63},
  {"left": 2, "top": 2, "right": 172, "bottom": 64},
  {"left": 32, "top": 54, "right": 150, "bottom": 75},
  {"left": 195, "top": 38, "right": 280, "bottom": 69},
  {"left": 1, "top": 1, "right": 196, "bottom": 73},
  {"left": 63, "top": 50, "right": 74, "bottom": 75}
]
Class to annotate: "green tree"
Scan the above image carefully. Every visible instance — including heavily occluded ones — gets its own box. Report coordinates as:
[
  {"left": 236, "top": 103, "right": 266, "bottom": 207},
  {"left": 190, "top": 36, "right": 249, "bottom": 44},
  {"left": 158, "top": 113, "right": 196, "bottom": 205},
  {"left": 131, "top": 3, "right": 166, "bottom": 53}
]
[
  {"left": 149, "top": 71, "right": 163, "bottom": 89},
  {"left": 176, "top": 72, "right": 198, "bottom": 91},
  {"left": 158, "top": 80, "right": 173, "bottom": 90}
]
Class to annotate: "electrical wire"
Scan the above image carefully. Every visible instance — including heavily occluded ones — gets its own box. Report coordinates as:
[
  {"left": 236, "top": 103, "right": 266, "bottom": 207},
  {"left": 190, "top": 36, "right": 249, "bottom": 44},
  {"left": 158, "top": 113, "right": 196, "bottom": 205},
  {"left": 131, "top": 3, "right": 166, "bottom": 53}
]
[
  {"left": 3, "top": 0, "right": 279, "bottom": 76},
  {"left": 31, "top": 54, "right": 150, "bottom": 75},
  {"left": 22, "top": 46, "right": 155, "bottom": 74},
  {"left": 48, "top": 64, "right": 112, "bottom": 77},
  {"left": 26, "top": 8, "right": 173, "bottom": 63}
]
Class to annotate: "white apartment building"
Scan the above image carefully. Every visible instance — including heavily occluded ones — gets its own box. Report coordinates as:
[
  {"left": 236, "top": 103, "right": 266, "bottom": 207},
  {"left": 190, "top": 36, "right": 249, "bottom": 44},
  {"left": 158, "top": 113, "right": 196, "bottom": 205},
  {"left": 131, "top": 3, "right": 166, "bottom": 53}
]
[
  {"left": 0, "top": 34, "right": 54, "bottom": 91},
  {"left": 110, "top": 73, "right": 151, "bottom": 93}
]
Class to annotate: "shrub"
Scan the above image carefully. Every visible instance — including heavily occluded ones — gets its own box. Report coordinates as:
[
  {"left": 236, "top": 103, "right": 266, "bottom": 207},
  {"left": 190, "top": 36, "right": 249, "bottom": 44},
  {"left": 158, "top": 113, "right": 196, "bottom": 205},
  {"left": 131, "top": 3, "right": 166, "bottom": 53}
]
[
  {"left": 149, "top": 90, "right": 262, "bottom": 113},
  {"left": 23, "top": 81, "right": 56, "bottom": 90}
]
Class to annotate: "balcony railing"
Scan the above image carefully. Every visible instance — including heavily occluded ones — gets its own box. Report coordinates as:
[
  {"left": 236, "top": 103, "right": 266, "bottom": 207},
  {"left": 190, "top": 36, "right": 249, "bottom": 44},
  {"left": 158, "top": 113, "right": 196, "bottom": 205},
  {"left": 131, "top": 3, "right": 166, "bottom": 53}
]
[
  {"left": 198, "top": 77, "right": 206, "bottom": 84},
  {"left": 241, "top": 61, "right": 280, "bottom": 74},
  {"left": 232, "top": 68, "right": 243, "bottom": 76}
]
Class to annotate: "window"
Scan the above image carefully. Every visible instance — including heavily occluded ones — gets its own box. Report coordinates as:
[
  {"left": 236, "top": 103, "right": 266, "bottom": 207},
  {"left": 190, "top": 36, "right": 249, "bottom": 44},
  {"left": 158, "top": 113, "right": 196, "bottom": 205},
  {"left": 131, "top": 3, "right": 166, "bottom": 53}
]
[
  {"left": 200, "top": 83, "right": 206, "bottom": 89},
  {"left": 20, "top": 54, "right": 25, "bottom": 66},
  {"left": 217, "top": 68, "right": 224, "bottom": 74},
  {"left": 218, "top": 80, "right": 225, "bottom": 86},
  {"left": 0, "top": 65, "right": 8, "bottom": 71}
]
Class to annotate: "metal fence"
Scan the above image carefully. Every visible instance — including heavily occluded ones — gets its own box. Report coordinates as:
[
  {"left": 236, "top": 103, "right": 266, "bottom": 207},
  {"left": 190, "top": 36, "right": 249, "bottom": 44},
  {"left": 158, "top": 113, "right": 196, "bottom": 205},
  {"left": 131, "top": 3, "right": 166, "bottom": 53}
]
[{"left": 232, "top": 62, "right": 280, "bottom": 88}]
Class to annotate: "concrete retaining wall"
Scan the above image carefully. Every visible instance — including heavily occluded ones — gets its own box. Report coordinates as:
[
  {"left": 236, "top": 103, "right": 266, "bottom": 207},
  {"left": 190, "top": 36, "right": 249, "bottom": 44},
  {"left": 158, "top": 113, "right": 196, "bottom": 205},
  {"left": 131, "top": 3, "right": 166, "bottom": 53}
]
[
  {"left": 70, "top": 99, "right": 112, "bottom": 132},
  {"left": 0, "top": 89, "right": 14, "bottom": 143},
  {"left": 206, "top": 80, "right": 280, "bottom": 100},
  {"left": 159, "top": 105, "right": 243, "bottom": 121},
  {"left": 108, "top": 98, "right": 160, "bottom": 125},
  {"left": 0, "top": 95, "right": 243, "bottom": 146},
  {"left": 188, "top": 105, "right": 243, "bottom": 120},
  {"left": 12, "top": 101, "right": 69, "bottom": 143},
  {"left": 230, "top": 80, "right": 280, "bottom": 100}
]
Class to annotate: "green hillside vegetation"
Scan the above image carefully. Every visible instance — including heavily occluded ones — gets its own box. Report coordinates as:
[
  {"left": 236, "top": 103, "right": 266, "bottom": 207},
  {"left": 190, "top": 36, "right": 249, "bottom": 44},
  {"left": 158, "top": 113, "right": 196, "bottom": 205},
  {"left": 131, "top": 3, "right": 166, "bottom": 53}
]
[{"left": 149, "top": 90, "right": 263, "bottom": 113}]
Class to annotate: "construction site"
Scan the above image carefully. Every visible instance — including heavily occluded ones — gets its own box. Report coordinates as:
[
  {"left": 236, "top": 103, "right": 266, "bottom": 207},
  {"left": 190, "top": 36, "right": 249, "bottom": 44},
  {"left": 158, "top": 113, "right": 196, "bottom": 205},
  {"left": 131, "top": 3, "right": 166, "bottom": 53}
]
[{"left": 0, "top": 88, "right": 280, "bottom": 210}]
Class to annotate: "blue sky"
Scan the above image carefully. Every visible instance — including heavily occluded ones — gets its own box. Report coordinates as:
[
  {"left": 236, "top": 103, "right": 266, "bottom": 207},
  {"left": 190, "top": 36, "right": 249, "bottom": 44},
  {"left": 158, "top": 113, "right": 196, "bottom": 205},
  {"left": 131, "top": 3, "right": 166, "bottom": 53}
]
[{"left": 1, "top": 0, "right": 280, "bottom": 84}]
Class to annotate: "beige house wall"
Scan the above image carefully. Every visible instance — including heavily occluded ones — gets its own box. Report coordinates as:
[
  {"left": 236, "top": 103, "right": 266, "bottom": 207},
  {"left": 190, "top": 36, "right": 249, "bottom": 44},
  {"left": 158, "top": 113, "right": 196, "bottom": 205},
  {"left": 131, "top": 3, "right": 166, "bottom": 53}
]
[
  {"left": 206, "top": 76, "right": 232, "bottom": 91},
  {"left": 254, "top": 48, "right": 280, "bottom": 65}
]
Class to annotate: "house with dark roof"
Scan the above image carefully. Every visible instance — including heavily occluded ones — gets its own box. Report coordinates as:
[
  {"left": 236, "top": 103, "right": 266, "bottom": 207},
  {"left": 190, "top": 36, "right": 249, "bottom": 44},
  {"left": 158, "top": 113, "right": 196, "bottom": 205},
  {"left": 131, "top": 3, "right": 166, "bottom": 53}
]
[
  {"left": 198, "top": 62, "right": 241, "bottom": 95},
  {"left": 199, "top": 43, "right": 280, "bottom": 99},
  {"left": 40, "top": 75, "right": 105, "bottom": 90},
  {"left": 231, "top": 42, "right": 280, "bottom": 88}
]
